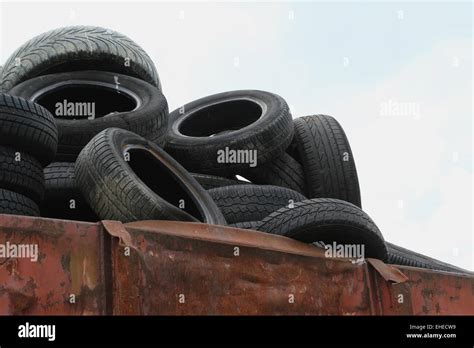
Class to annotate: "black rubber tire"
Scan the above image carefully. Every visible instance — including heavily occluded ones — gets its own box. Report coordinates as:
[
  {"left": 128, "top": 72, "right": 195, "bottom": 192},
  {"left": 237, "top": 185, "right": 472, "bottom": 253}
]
[
  {"left": 243, "top": 152, "right": 306, "bottom": 194},
  {"left": 257, "top": 198, "right": 387, "bottom": 261},
  {"left": 41, "top": 162, "right": 98, "bottom": 222},
  {"left": 165, "top": 90, "right": 293, "bottom": 175},
  {"left": 191, "top": 173, "right": 245, "bottom": 190},
  {"left": 0, "top": 25, "right": 161, "bottom": 92},
  {"left": 9, "top": 70, "right": 168, "bottom": 161},
  {"left": 208, "top": 184, "right": 307, "bottom": 224},
  {"left": 230, "top": 221, "right": 261, "bottom": 230},
  {"left": 75, "top": 128, "right": 226, "bottom": 225},
  {"left": 290, "top": 115, "right": 361, "bottom": 207},
  {"left": 0, "top": 188, "right": 40, "bottom": 216},
  {"left": 0, "top": 146, "right": 45, "bottom": 203},
  {"left": 0, "top": 94, "right": 58, "bottom": 165},
  {"left": 386, "top": 242, "right": 471, "bottom": 274}
]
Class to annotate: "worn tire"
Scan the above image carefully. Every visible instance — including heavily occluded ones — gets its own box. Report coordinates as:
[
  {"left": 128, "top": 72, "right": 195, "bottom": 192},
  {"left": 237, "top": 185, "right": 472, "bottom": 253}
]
[
  {"left": 290, "top": 115, "right": 361, "bottom": 207},
  {"left": 0, "top": 188, "right": 40, "bottom": 216},
  {"left": 42, "top": 162, "right": 98, "bottom": 221},
  {"left": 0, "top": 25, "right": 160, "bottom": 92},
  {"left": 9, "top": 71, "right": 168, "bottom": 161},
  {"left": 0, "top": 146, "right": 44, "bottom": 203},
  {"left": 0, "top": 94, "right": 58, "bottom": 165},
  {"left": 243, "top": 152, "right": 306, "bottom": 194},
  {"left": 230, "top": 221, "right": 261, "bottom": 230},
  {"left": 192, "top": 173, "right": 245, "bottom": 190},
  {"left": 257, "top": 198, "right": 387, "bottom": 261},
  {"left": 208, "top": 184, "right": 306, "bottom": 224},
  {"left": 75, "top": 128, "right": 226, "bottom": 225},
  {"left": 165, "top": 90, "right": 293, "bottom": 175},
  {"left": 386, "top": 242, "right": 471, "bottom": 274}
]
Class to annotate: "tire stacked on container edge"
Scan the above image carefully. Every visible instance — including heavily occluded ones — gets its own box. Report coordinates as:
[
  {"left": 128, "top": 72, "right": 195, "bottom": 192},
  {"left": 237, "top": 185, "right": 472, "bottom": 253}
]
[
  {"left": 75, "top": 128, "right": 226, "bottom": 225},
  {"left": 256, "top": 198, "right": 388, "bottom": 261},
  {"left": 0, "top": 93, "right": 58, "bottom": 216},
  {"left": 386, "top": 242, "right": 472, "bottom": 274},
  {"left": 230, "top": 203, "right": 471, "bottom": 273}
]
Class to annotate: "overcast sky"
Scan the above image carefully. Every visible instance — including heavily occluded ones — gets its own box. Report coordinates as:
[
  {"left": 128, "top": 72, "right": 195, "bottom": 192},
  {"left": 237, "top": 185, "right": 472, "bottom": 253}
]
[{"left": 1, "top": 1, "right": 472, "bottom": 270}]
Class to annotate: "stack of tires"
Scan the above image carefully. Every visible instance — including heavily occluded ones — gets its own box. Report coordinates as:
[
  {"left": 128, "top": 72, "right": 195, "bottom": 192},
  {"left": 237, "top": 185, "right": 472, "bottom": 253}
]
[
  {"left": 2, "top": 26, "right": 169, "bottom": 221},
  {"left": 162, "top": 90, "right": 465, "bottom": 272},
  {"left": 163, "top": 90, "right": 386, "bottom": 261},
  {"left": 0, "top": 25, "right": 466, "bottom": 273},
  {"left": 0, "top": 94, "right": 57, "bottom": 216}
]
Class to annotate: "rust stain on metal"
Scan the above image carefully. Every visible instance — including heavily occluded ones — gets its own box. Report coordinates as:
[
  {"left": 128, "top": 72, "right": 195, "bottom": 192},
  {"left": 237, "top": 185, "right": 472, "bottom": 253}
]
[
  {"left": 0, "top": 214, "right": 106, "bottom": 315},
  {"left": 111, "top": 220, "right": 373, "bottom": 315},
  {"left": 69, "top": 243, "right": 100, "bottom": 295},
  {"left": 369, "top": 263, "right": 473, "bottom": 315},
  {"left": 1, "top": 216, "right": 473, "bottom": 315},
  {"left": 398, "top": 267, "right": 474, "bottom": 315}
]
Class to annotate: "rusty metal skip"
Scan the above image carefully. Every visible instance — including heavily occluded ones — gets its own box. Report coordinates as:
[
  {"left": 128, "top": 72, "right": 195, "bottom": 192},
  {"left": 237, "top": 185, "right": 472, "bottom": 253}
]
[{"left": 0, "top": 214, "right": 472, "bottom": 315}]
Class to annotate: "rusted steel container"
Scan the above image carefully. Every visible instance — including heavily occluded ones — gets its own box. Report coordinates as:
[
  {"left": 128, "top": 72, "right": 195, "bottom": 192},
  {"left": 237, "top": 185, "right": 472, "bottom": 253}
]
[{"left": 0, "top": 214, "right": 472, "bottom": 315}]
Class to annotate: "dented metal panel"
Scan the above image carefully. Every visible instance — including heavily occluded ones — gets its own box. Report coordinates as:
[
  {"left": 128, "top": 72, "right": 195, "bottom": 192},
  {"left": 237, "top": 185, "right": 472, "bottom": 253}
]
[
  {"left": 110, "top": 221, "right": 372, "bottom": 315},
  {"left": 0, "top": 214, "right": 106, "bottom": 315},
  {"left": 0, "top": 214, "right": 473, "bottom": 315}
]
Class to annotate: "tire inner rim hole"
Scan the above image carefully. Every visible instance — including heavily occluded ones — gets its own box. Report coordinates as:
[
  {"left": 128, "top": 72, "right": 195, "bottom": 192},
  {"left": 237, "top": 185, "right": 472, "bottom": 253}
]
[
  {"left": 179, "top": 99, "right": 262, "bottom": 137},
  {"left": 35, "top": 84, "right": 137, "bottom": 120},
  {"left": 127, "top": 148, "right": 204, "bottom": 221}
]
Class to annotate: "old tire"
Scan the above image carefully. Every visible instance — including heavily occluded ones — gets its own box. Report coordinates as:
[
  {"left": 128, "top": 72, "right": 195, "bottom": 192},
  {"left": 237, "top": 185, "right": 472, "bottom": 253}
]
[
  {"left": 9, "top": 70, "right": 168, "bottom": 161},
  {"left": 165, "top": 90, "right": 293, "bottom": 175},
  {"left": 0, "top": 188, "right": 40, "bottom": 216},
  {"left": 0, "top": 25, "right": 160, "bottom": 92},
  {"left": 208, "top": 184, "right": 306, "bottom": 224},
  {"left": 290, "top": 115, "right": 361, "bottom": 207},
  {"left": 0, "top": 146, "right": 44, "bottom": 203},
  {"left": 42, "top": 162, "right": 98, "bottom": 221},
  {"left": 257, "top": 198, "right": 387, "bottom": 261},
  {"left": 75, "top": 128, "right": 226, "bottom": 225},
  {"left": 0, "top": 94, "right": 58, "bottom": 165},
  {"left": 243, "top": 152, "right": 306, "bottom": 194},
  {"left": 386, "top": 242, "right": 470, "bottom": 274}
]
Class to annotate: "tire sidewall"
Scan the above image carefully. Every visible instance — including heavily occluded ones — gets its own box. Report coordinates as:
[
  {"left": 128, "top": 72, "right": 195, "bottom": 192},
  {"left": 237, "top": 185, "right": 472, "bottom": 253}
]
[
  {"left": 9, "top": 71, "right": 168, "bottom": 158},
  {"left": 167, "top": 90, "right": 285, "bottom": 147},
  {"left": 106, "top": 129, "right": 226, "bottom": 225}
]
